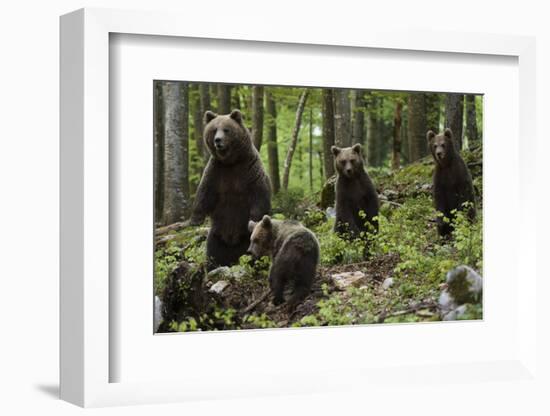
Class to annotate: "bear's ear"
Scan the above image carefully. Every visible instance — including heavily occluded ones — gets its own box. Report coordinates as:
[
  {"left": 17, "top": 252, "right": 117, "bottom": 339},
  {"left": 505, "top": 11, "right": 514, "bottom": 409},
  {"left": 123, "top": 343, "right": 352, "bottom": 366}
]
[
  {"left": 427, "top": 130, "right": 436, "bottom": 142},
  {"left": 352, "top": 143, "right": 362, "bottom": 154},
  {"left": 204, "top": 111, "right": 217, "bottom": 124},
  {"left": 248, "top": 220, "right": 256, "bottom": 233},
  {"left": 331, "top": 146, "right": 341, "bottom": 156},
  {"left": 230, "top": 109, "right": 243, "bottom": 125},
  {"left": 261, "top": 214, "right": 272, "bottom": 229},
  {"left": 444, "top": 128, "right": 453, "bottom": 139}
]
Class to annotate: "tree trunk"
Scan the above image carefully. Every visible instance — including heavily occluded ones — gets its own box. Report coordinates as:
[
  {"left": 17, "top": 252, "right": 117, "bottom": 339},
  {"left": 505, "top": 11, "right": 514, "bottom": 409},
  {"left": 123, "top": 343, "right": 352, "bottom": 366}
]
[
  {"left": 407, "top": 93, "right": 428, "bottom": 162},
  {"left": 282, "top": 89, "right": 309, "bottom": 190},
  {"left": 217, "top": 84, "right": 232, "bottom": 114},
  {"left": 161, "top": 81, "right": 190, "bottom": 225},
  {"left": 322, "top": 88, "right": 335, "bottom": 179},
  {"left": 392, "top": 100, "right": 403, "bottom": 170},
  {"left": 154, "top": 81, "right": 165, "bottom": 224},
  {"left": 465, "top": 94, "right": 479, "bottom": 147},
  {"left": 232, "top": 86, "right": 241, "bottom": 110},
  {"left": 251, "top": 86, "right": 265, "bottom": 151},
  {"left": 425, "top": 93, "right": 440, "bottom": 133},
  {"left": 266, "top": 91, "right": 281, "bottom": 194},
  {"left": 198, "top": 83, "right": 211, "bottom": 162},
  {"left": 366, "top": 93, "right": 379, "bottom": 167},
  {"left": 309, "top": 108, "right": 313, "bottom": 192},
  {"left": 191, "top": 85, "right": 205, "bottom": 177},
  {"left": 444, "top": 93, "right": 464, "bottom": 151},
  {"left": 334, "top": 89, "right": 352, "bottom": 147},
  {"left": 352, "top": 90, "right": 365, "bottom": 146}
]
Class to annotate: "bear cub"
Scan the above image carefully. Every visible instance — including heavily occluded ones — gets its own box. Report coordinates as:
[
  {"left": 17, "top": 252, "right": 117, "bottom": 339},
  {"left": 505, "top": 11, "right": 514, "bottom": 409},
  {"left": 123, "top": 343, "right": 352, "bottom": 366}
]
[
  {"left": 247, "top": 215, "right": 320, "bottom": 307},
  {"left": 331, "top": 143, "right": 380, "bottom": 239},
  {"left": 188, "top": 110, "right": 272, "bottom": 269},
  {"left": 428, "top": 128, "right": 476, "bottom": 237}
]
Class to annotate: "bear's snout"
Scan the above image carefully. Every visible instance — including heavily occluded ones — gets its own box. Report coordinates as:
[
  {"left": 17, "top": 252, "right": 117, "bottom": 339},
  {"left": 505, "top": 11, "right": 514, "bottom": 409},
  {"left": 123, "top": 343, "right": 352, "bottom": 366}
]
[{"left": 214, "top": 136, "right": 224, "bottom": 148}]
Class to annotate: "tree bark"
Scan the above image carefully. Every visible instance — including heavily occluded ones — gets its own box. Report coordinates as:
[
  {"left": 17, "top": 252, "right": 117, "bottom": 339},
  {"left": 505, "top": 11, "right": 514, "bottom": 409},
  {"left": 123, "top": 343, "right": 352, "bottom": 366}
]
[
  {"left": 191, "top": 85, "right": 205, "bottom": 177},
  {"left": 282, "top": 89, "right": 309, "bottom": 190},
  {"left": 392, "top": 100, "right": 403, "bottom": 170},
  {"left": 333, "top": 89, "right": 351, "bottom": 147},
  {"left": 198, "top": 83, "right": 211, "bottom": 162},
  {"left": 425, "top": 93, "right": 440, "bottom": 133},
  {"left": 352, "top": 90, "right": 365, "bottom": 146},
  {"left": 309, "top": 108, "right": 313, "bottom": 192},
  {"left": 465, "top": 94, "right": 479, "bottom": 146},
  {"left": 366, "top": 93, "right": 379, "bottom": 167},
  {"left": 444, "top": 93, "right": 465, "bottom": 151},
  {"left": 161, "top": 81, "right": 190, "bottom": 225},
  {"left": 407, "top": 93, "right": 428, "bottom": 162},
  {"left": 322, "top": 88, "right": 336, "bottom": 179},
  {"left": 266, "top": 91, "right": 281, "bottom": 194},
  {"left": 154, "top": 81, "right": 165, "bottom": 224},
  {"left": 251, "top": 86, "right": 265, "bottom": 150},
  {"left": 217, "top": 84, "right": 232, "bottom": 114}
]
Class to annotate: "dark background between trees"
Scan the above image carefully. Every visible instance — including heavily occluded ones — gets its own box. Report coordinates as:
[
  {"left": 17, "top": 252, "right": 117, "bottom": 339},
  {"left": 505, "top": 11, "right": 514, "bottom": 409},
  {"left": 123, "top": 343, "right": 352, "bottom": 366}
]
[{"left": 154, "top": 82, "right": 483, "bottom": 226}]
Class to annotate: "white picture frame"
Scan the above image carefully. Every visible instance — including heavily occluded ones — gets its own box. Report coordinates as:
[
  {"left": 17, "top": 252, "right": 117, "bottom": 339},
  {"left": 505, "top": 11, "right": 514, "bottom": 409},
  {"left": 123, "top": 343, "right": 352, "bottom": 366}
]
[{"left": 60, "top": 7, "right": 538, "bottom": 408}]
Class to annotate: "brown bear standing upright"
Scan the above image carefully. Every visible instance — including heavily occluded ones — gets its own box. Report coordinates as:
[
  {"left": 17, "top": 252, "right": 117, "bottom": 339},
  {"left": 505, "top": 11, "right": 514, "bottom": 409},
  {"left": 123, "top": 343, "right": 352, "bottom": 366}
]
[
  {"left": 188, "top": 110, "right": 271, "bottom": 269},
  {"left": 428, "top": 128, "right": 476, "bottom": 237},
  {"left": 247, "top": 215, "right": 319, "bottom": 307},
  {"left": 331, "top": 144, "right": 379, "bottom": 239}
]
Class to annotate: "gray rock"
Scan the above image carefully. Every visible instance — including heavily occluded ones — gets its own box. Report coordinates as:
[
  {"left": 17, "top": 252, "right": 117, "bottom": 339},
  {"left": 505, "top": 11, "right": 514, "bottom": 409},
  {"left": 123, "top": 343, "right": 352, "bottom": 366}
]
[
  {"left": 209, "top": 280, "right": 230, "bottom": 295},
  {"left": 154, "top": 295, "right": 163, "bottom": 332},
  {"left": 325, "top": 206, "right": 336, "bottom": 219},
  {"left": 207, "top": 266, "right": 231, "bottom": 280},
  {"left": 381, "top": 277, "right": 394, "bottom": 290},
  {"left": 443, "top": 304, "right": 468, "bottom": 321},
  {"left": 331, "top": 271, "right": 367, "bottom": 291}
]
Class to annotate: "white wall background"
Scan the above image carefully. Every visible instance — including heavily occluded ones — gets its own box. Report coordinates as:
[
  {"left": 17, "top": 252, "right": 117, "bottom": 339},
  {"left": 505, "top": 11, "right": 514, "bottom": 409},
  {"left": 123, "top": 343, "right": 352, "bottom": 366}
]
[{"left": 1, "top": 0, "right": 548, "bottom": 414}]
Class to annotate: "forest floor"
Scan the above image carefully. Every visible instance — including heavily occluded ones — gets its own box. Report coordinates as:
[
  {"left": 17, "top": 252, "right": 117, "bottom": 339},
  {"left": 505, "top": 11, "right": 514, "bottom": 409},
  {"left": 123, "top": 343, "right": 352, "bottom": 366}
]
[{"left": 154, "top": 147, "right": 483, "bottom": 332}]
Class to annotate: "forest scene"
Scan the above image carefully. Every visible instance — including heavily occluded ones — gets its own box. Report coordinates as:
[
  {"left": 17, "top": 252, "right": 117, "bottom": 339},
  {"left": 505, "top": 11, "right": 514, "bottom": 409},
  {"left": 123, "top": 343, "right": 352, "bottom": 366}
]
[{"left": 153, "top": 81, "right": 483, "bottom": 333}]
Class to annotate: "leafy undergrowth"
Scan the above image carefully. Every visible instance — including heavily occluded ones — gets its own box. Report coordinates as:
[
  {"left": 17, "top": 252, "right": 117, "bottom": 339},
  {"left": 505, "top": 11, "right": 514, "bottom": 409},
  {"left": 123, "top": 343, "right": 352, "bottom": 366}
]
[{"left": 155, "top": 151, "right": 483, "bottom": 332}]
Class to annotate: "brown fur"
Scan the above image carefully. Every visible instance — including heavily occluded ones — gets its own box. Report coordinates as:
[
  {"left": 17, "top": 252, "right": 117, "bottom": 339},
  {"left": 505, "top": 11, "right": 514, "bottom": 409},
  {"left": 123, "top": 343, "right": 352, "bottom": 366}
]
[
  {"left": 331, "top": 143, "right": 379, "bottom": 239},
  {"left": 189, "top": 110, "right": 271, "bottom": 269},
  {"left": 247, "top": 216, "right": 319, "bottom": 306},
  {"left": 427, "top": 128, "right": 476, "bottom": 237}
]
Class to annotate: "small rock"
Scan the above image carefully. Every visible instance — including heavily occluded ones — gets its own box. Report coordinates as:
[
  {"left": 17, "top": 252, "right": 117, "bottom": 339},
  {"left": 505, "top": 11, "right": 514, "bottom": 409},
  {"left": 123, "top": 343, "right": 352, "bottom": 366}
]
[
  {"left": 207, "top": 266, "right": 231, "bottom": 280},
  {"left": 154, "top": 295, "right": 163, "bottom": 332},
  {"left": 438, "top": 289, "right": 456, "bottom": 314},
  {"left": 443, "top": 304, "right": 468, "bottom": 321},
  {"left": 381, "top": 277, "right": 394, "bottom": 290},
  {"left": 331, "top": 271, "right": 367, "bottom": 291},
  {"left": 209, "top": 280, "right": 230, "bottom": 294},
  {"left": 325, "top": 206, "right": 336, "bottom": 219},
  {"left": 383, "top": 189, "right": 399, "bottom": 200},
  {"left": 420, "top": 183, "right": 432, "bottom": 191}
]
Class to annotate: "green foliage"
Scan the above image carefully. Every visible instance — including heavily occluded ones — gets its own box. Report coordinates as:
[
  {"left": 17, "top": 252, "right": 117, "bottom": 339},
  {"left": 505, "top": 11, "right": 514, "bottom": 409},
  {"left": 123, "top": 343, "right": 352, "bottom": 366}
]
[
  {"left": 243, "top": 313, "right": 277, "bottom": 329},
  {"left": 272, "top": 187, "right": 306, "bottom": 219},
  {"left": 154, "top": 241, "right": 181, "bottom": 296},
  {"left": 313, "top": 220, "right": 365, "bottom": 265}
]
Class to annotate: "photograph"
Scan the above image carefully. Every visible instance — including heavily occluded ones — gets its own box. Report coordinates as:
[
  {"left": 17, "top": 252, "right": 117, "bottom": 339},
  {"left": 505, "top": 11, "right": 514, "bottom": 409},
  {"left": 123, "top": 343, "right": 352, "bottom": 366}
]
[{"left": 153, "top": 82, "right": 483, "bottom": 333}]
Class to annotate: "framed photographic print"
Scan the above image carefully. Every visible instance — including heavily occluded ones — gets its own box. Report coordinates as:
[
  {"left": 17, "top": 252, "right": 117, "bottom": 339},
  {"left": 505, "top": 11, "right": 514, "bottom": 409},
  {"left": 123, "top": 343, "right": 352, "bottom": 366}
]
[{"left": 60, "top": 7, "right": 538, "bottom": 408}]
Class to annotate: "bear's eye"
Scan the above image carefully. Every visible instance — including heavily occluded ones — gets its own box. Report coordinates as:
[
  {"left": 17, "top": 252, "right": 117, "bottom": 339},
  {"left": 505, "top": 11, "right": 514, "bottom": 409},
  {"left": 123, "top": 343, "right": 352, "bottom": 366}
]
[
  {"left": 441, "top": 143, "right": 445, "bottom": 148},
  {"left": 223, "top": 128, "right": 229, "bottom": 134}
]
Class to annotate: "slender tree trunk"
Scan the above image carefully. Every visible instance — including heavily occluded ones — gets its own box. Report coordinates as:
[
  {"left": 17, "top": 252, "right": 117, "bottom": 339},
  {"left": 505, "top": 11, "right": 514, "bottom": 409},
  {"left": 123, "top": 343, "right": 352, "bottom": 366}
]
[
  {"left": 318, "top": 151, "right": 324, "bottom": 181},
  {"left": 231, "top": 86, "right": 241, "bottom": 110},
  {"left": 445, "top": 93, "right": 465, "bottom": 151},
  {"left": 407, "top": 93, "right": 428, "bottom": 162},
  {"left": 217, "top": 84, "right": 232, "bottom": 114},
  {"left": 376, "top": 97, "right": 386, "bottom": 165},
  {"left": 425, "top": 93, "right": 440, "bottom": 133},
  {"left": 352, "top": 90, "right": 365, "bottom": 146},
  {"left": 322, "top": 88, "right": 336, "bottom": 179},
  {"left": 465, "top": 94, "right": 479, "bottom": 147},
  {"left": 366, "top": 93, "right": 378, "bottom": 167},
  {"left": 251, "top": 86, "right": 264, "bottom": 150},
  {"left": 198, "top": 83, "right": 211, "bottom": 162},
  {"left": 161, "top": 81, "right": 190, "bottom": 225},
  {"left": 333, "top": 89, "right": 351, "bottom": 147},
  {"left": 154, "top": 81, "right": 165, "bottom": 224},
  {"left": 309, "top": 108, "right": 313, "bottom": 192},
  {"left": 282, "top": 89, "right": 309, "bottom": 190},
  {"left": 266, "top": 91, "right": 280, "bottom": 194},
  {"left": 392, "top": 100, "right": 403, "bottom": 170},
  {"left": 191, "top": 85, "right": 205, "bottom": 177}
]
